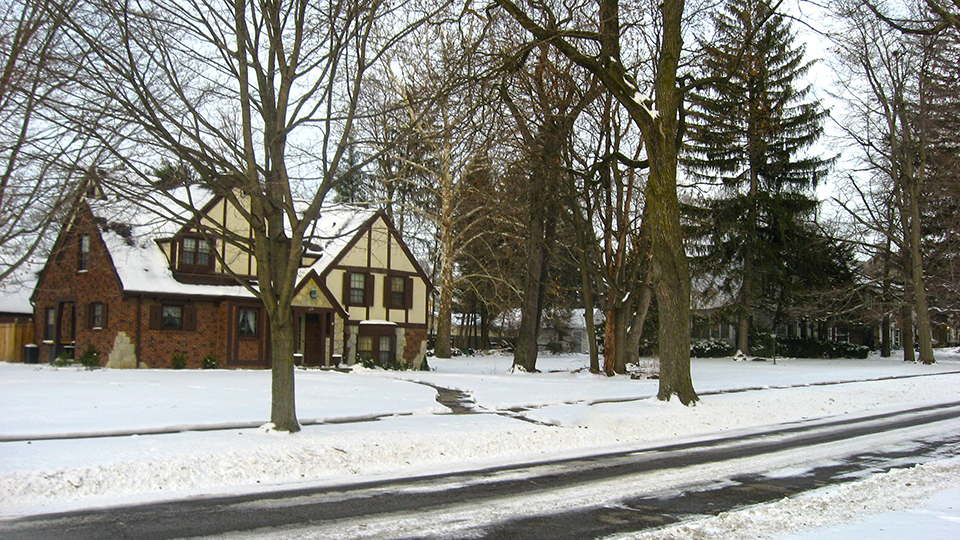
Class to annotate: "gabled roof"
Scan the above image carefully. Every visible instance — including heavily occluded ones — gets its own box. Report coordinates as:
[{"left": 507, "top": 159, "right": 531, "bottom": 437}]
[{"left": 297, "top": 204, "right": 379, "bottom": 280}]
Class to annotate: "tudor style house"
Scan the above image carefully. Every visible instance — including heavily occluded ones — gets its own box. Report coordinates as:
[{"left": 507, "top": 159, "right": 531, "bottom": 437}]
[{"left": 32, "top": 187, "right": 432, "bottom": 369}]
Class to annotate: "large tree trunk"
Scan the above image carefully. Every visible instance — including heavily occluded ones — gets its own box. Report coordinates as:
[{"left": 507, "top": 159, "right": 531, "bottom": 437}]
[
  {"left": 880, "top": 239, "right": 893, "bottom": 357},
  {"left": 907, "top": 218, "right": 936, "bottom": 364},
  {"left": 901, "top": 301, "right": 916, "bottom": 363},
  {"left": 905, "top": 160, "right": 936, "bottom": 364},
  {"left": 736, "top": 165, "right": 759, "bottom": 356},
  {"left": 255, "top": 194, "right": 301, "bottom": 432},
  {"left": 736, "top": 301, "right": 750, "bottom": 355},
  {"left": 603, "top": 299, "right": 633, "bottom": 375},
  {"left": 648, "top": 148, "right": 696, "bottom": 404},
  {"left": 603, "top": 306, "right": 619, "bottom": 375},
  {"left": 269, "top": 311, "right": 298, "bottom": 432},
  {"left": 881, "top": 312, "right": 891, "bottom": 358},
  {"left": 480, "top": 303, "right": 491, "bottom": 350},
  {"left": 513, "top": 214, "right": 547, "bottom": 372},
  {"left": 649, "top": 0, "right": 697, "bottom": 405},
  {"left": 434, "top": 218, "right": 455, "bottom": 359}
]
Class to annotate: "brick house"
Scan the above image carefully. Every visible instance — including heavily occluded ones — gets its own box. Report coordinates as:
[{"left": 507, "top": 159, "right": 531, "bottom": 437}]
[{"left": 32, "top": 187, "right": 432, "bottom": 369}]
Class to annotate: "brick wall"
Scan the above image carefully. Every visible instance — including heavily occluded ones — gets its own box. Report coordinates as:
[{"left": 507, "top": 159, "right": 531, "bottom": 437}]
[
  {"left": 33, "top": 206, "right": 125, "bottom": 365},
  {"left": 134, "top": 298, "right": 225, "bottom": 368}
]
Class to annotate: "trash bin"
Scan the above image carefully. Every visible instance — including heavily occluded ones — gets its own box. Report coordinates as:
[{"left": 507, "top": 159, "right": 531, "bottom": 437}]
[{"left": 24, "top": 344, "right": 39, "bottom": 364}]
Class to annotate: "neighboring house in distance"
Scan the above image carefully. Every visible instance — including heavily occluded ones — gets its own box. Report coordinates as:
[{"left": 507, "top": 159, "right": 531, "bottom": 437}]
[
  {"left": 31, "top": 187, "right": 432, "bottom": 369},
  {"left": 538, "top": 309, "right": 599, "bottom": 355}
]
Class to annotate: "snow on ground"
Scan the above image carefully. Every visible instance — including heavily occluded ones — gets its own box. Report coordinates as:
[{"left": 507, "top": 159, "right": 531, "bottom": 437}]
[{"left": 2, "top": 349, "right": 960, "bottom": 539}]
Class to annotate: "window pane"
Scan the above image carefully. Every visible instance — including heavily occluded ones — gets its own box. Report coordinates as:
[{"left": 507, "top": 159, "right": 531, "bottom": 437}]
[
  {"left": 182, "top": 238, "right": 196, "bottom": 265},
  {"left": 161, "top": 306, "right": 183, "bottom": 329},
  {"left": 378, "top": 336, "right": 392, "bottom": 364},
  {"left": 390, "top": 277, "right": 405, "bottom": 308},
  {"left": 79, "top": 235, "right": 90, "bottom": 270},
  {"left": 197, "top": 240, "right": 211, "bottom": 266},
  {"left": 239, "top": 309, "right": 257, "bottom": 336},
  {"left": 349, "top": 273, "right": 366, "bottom": 304},
  {"left": 92, "top": 304, "right": 103, "bottom": 327},
  {"left": 45, "top": 308, "right": 56, "bottom": 340}
]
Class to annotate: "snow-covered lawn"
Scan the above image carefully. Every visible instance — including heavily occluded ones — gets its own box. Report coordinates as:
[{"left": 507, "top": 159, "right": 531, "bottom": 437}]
[{"left": 2, "top": 350, "right": 960, "bottom": 539}]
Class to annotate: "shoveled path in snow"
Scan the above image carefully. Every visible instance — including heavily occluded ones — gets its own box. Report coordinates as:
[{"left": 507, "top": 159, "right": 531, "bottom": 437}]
[
  {"left": 2, "top": 400, "right": 958, "bottom": 540},
  {"left": 3, "top": 370, "right": 957, "bottom": 443}
]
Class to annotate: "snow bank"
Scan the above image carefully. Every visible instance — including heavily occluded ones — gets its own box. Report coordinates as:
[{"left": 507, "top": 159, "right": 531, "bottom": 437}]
[
  {"left": 1, "top": 350, "right": 959, "bottom": 530},
  {"left": 619, "top": 458, "right": 960, "bottom": 540}
]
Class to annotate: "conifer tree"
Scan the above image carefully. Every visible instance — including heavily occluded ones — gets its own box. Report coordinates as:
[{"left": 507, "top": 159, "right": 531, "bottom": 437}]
[{"left": 684, "top": 0, "right": 834, "bottom": 355}]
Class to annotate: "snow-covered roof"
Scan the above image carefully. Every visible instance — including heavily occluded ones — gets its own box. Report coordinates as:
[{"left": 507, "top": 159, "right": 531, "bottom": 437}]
[
  {"left": 299, "top": 204, "right": 378, "bottom": 280},
  {"left": 0, "top": 276, "right": 35, "bottom": 315},
  {"left": 85, "top": 186, "right": 376, "bottom": 298},
  {"left": 100, "top": 224, "right": 254, "bottom": 298},
  {"left": 88, "top": 185, "right": 217, "bottom": 240}
]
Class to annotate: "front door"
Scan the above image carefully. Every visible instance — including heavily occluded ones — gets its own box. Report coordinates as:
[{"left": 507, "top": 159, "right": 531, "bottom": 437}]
[{"left": 298, "top": 310, "right": 333, "bottom": 367}]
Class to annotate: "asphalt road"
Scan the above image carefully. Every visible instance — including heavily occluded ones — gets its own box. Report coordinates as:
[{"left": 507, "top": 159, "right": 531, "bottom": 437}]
[{"left": 2, "top": 401, "right": 959, "bottom": 540}]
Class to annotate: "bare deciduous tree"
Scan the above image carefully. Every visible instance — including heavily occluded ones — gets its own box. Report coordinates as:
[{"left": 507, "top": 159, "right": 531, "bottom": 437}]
[
  {"left": 868, "top": 0, "right": 960, "bottom": 34},
  {"left": 1, "top": 0, "right": 94, "bottom": 280},
  {"left": 52, "top": 0, "right": 446, "bottom": 431},
  {"left": 358, "top": 11, "right": 503, "bottom": 359},
  {"left": 831, "top": 0, "right": 937, "bottom": 364},
  {"left": 494, "top": 0, "right": 697, "bottom": 402}
]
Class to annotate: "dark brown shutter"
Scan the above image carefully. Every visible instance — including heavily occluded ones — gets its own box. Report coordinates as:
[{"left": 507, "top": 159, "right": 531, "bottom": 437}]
[
  {"left": 149, "top": 305, "right": 162, "bottom": 330},
  {"left": 365, "top": 273, "right": 374, "bottom": 306},
  {"left": 404, "top": 277, "right": 414, "bottom": 309},
  {"left": 184, "top": 305, "right": 197, "bottom": 331},
  {"left": 342, "top": 272, "right": 350, "bottom": 304},
  {"left": 383, "top": 274, "right": 392, "bottom": 307},
  {"left": 87, "top": 303, "right": 95, "bottom": 329},
  {"left": 101, "top": 303, "right": 109, "bottom": 328}
]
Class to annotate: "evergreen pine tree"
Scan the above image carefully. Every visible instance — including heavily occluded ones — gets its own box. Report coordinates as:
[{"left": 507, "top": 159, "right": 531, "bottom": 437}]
[
  {"left": 921, "top": 28, "right": 960, "bottom": 341},
  {"left": 683, "top": 0, "right": 834, "bottom": 354},
  {"left": 332, "top": 145, "right": 369, "bottom": 205}
]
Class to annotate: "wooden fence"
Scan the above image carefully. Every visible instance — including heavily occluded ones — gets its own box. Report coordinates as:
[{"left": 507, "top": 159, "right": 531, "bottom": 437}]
[{"left": 0, "top": 320, "right": 34, "bottom": 362}]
